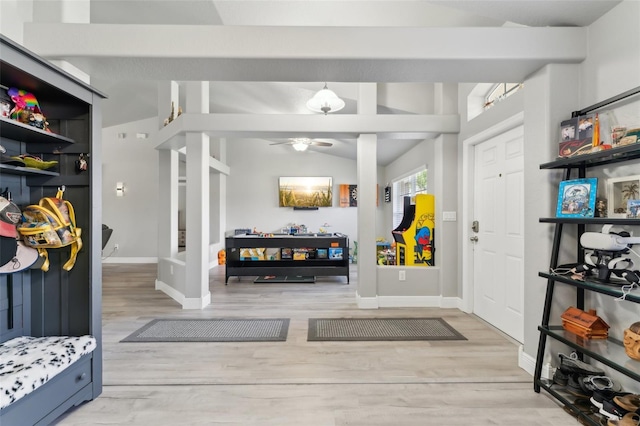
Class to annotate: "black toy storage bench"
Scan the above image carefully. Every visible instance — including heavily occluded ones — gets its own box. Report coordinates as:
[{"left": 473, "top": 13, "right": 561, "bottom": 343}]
[{"left": 0, "top": 336, "right": 97, "bottom": 425}]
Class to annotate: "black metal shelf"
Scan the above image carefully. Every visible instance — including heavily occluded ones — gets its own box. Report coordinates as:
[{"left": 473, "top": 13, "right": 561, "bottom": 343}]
[
  {"left": 0, "top": 116, "right": 75, "bottom": 145},
  {"left": 540, "top": 144, "right": 640, "bottom": 170},
  {"left": 539, "top": 325, "right": 640, "bottom": 382},
  {"left": 540, "top": 217, "right": 640, "bottom": 225},
  {"left": 535, "top": 380, "right": 604, "bottom": 426},
  {"left": 539, "top": 272, "right": 640, "bottom": 303},
  {"left": 535, "top": 87, "right": 640, "bottom": 418}
]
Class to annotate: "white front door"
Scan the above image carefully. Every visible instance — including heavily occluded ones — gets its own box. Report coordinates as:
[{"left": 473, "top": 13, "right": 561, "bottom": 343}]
[{"left": 472, "top": 126, "right": 525, "bottom": 343}]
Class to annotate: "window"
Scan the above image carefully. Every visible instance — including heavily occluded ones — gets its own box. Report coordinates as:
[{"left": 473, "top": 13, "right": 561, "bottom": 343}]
[
  {"left": 484, "top": 83, "right": 522, "bottom": 110},
  {"left": 392, "top": 168, "right": 427, "bottom": 229},
  {"left": 467, "top": 82, "right": 523, "bottom": 121}
]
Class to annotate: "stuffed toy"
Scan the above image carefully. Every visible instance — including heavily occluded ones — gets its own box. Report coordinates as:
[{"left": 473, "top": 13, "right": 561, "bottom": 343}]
[{"left": 8, "top": 88, "right": 51, "bottom": 132}]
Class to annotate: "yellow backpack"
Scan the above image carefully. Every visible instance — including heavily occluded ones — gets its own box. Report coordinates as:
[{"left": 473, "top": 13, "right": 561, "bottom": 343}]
[{"left": 17, "top": 187, "right": 82, "bottom": 272}]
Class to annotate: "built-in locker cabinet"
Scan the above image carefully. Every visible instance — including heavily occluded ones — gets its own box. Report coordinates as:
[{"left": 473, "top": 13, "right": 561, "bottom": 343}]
[{"left": 0, "top": 35, "right": 105, "bottom": 425}]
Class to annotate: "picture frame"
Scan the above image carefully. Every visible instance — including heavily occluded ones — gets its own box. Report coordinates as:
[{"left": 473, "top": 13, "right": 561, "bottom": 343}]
[
  {"left": 627, "top": 200, "right": 640, "bottom": 218},
  {"left": 278, "top": 176, "right": 333, "bottom": 207},
  {"left": 607, "top": 175, "right": 640, "bottom": 218},
  {"left": 556, "top": 177, "right": 598, "bottom": 218}
]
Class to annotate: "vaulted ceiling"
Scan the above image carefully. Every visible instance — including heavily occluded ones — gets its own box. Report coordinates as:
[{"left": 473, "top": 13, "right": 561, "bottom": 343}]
[{"left": 19, "top": 0, "right": 621, "bottom": 165}]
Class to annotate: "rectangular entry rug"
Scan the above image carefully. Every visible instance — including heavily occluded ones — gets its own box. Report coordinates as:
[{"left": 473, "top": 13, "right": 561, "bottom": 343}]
[
  {"left": 254, "top": 276, "right": 316, "bottom": 283},
  {"left": 307, "top": 318, "right": 466, "bottom": 341},
  {"left": 121, "top": 318, "right": 290, "bottom": 342}
]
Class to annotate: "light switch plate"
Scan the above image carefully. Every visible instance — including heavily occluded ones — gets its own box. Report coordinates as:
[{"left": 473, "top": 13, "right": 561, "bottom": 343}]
[{"left": 443, "top": 211, "right": 457, "bottom": 221}]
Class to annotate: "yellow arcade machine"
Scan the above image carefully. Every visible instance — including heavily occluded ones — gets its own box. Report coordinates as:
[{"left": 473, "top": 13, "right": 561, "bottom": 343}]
[{"left": 391, "top": 194, "right": 435, "bottom": 266}]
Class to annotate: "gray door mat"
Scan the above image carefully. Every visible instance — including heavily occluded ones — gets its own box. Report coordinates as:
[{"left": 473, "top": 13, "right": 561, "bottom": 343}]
[
  {"left": 121, "top": 318, "right": 290, "bottom": 342},
  {"left": 307, "top": 318, "right": 467, "bottom": 341}
]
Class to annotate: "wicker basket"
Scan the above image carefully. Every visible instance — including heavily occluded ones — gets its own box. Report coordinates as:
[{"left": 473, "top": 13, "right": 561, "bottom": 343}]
[{"left": 623, "top": 322, "right": 640, "bottom": 361}]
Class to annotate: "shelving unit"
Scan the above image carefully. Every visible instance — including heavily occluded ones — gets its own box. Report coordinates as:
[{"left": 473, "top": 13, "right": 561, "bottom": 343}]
[
  {"left": 0, "top": 35, "right": 105, "bottom": 425},
  {"left": 225, "top": 233, "right": 350, "bottom": 283},
  {"left": 533, "top": 87, "right": 640, "bottom": 425}
]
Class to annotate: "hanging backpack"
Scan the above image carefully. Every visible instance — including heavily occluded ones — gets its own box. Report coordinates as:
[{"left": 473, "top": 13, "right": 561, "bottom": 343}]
[{"left": 17, "top": 186, "right": 82, "bottom": 272}]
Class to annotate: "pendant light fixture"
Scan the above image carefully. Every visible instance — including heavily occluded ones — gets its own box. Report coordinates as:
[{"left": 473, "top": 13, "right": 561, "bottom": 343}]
[{"left": 306, "top": 83, "right": 345, "bottom": 114}]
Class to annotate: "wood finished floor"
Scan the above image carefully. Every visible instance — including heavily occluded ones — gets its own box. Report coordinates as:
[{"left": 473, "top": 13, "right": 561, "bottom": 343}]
[{"left": 55, "top": 264, "right": 577, "bottom": 425}]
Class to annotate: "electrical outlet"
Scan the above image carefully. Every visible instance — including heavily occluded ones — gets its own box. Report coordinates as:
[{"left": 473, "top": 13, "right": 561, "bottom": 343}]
[
  {"left": 114, "top": 243, "right": 119, "bottom": 251},
  {"left": 399, "top": 270, "right": 406, "bottom": 281}
]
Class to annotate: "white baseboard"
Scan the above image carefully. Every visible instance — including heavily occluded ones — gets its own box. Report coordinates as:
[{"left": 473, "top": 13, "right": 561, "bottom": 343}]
[
  {"left": 377, "top": 296, "right": 463, "bottom": 308},
  {"left": 155, "top": 279, "right": 183, "bottom": 305},
  {"left": 518, "top": 345, "right": 552, "bottom": 379},
  {"left": 378, "top": 296, "right": 440, "bottom": 307},
  {"left": 103, "top": 257, "right": 158, "bottom": 264},
  {"left": 155, "top": 279, "right": 211, "bottom": 309},
  {"left": 356, "top": 295, "right": 464, "bottom": 309},
  {"left": 356, "top": 293, "right": 379, "bottom": 309},
  {"left": 440, "top": 297, "right": 463, "bottom": 309},
  {"left": 182, "top": 293, "right": 211, "bottom": 310}
]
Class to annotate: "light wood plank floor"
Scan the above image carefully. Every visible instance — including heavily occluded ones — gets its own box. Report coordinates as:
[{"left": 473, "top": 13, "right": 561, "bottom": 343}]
[{"left": 55, "top": 264, "right": 577, "bottom": 425}]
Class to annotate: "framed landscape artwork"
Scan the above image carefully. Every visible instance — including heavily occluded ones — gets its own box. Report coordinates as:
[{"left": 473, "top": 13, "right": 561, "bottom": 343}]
[
  {"left": 607, "top": 175, "right": 640, "bottom": 218},
  {"left": 556, "top": 178, "right": 598, "bottom": 218},
  {"left": 278, "top": 176, "right": 333, "bottom": 207}
]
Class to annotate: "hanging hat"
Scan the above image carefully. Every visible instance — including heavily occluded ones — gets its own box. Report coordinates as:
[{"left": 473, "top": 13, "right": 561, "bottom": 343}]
[
  {"left": 0, "top": 196, "right": 38, "bottom": 274},
  {"left": 0, "top": 196, "right": 21, "bottom": 238},
  {"left": 0, "top": 241, "right": 38, "bottom": 273}
]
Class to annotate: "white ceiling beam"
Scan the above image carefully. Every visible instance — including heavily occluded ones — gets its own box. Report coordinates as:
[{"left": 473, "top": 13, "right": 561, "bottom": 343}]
[
  {"left": 154, "top": 113, "right": 459, "bottom": 150},
  {"left": 23, "top": 24, "right": 586, "bottom": 82}
]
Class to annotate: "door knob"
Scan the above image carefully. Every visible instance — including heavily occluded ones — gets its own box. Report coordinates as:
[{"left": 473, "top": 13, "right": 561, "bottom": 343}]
[{"left": 470, "top": 236, "right": 478, "bottom": 242}]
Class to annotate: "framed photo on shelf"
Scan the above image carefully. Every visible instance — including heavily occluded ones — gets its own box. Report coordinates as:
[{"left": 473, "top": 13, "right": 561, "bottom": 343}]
[
  {"left": 557, "top": 116, "right": 596, "bottom": 158},
  {"left": 607, "top": 175, "right": 640, "bottom": 218},
  {"left": 556, "top": 177, "right": 598, "bottom": 218},
  {"left": 627, "top": 200, "right": 640, "bottom": 218}
]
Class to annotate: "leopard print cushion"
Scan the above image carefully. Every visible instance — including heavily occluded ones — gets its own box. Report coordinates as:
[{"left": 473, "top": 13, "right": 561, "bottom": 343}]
[{"left": 0, "top": 335, "right": 96, "bottom": 409}]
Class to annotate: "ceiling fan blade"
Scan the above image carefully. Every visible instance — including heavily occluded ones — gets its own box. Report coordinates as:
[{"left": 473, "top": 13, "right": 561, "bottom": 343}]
[
  {"left": 269, "top": 141, "right": 292, "bottom": 146},
  {"left": 311, "top": 141, "right": 333, "bottom": 147}
]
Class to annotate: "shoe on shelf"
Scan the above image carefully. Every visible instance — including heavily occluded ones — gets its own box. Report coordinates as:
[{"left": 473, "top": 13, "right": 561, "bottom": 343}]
[
  {"left": 601, "top": 398, "right": 632, "bottom": 421},
  {"left": 608, "top": 412, "right": 640, "bottom": 426},
  {"left": 567, "top": 373, "right": 592, "bottom": 397},
  {"left": 592, "top": 390, "right": 632, "bottom": 410},
  {"left": 559, "top": 352, "right": 605, "bottom": 376},
  {"left": 580, "top": 375, "right": 616, "bottom": 393},
  {"left": 553, "top": 367, "right": 569, "bottom": 386},
  {"left": 615, "top": 395, "right": 640, "bottom": 412}
]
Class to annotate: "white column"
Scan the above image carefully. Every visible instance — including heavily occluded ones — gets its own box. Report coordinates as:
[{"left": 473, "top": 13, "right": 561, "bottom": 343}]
[
  {"left": 157, "top": 150, "right": 179, "bottom": 260},
  {"left": 184, "top": 81, "right": 211, "bottom": 309},
  {"left": 433, "top": 83, "right": 458, "bottom": 299},
  {"left": 209, "top": 138, "right": 227, "bottom": 246},
  {"left": 356, "top": 83, "right": 378, "bottom": 306},
  {"left": 158, "top": 81, "right": 179, "bottom": 129},
  {"left": 157, "top": 82, "right": 180, "bottom": 261}
]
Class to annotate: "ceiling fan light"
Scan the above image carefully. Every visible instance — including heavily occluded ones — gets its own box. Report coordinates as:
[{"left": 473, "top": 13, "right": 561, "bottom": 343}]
[
  {"left": 306, "top": 84, "right": 345, "bottom": 114},
  {"left": 292, "top": 141, "right": 309, "bottom": 151}
]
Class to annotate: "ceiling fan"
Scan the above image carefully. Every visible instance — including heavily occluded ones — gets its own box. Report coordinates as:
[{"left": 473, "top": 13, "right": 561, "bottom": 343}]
[{"left": 269, "top": 138, "right": 333, "bottom": 152}]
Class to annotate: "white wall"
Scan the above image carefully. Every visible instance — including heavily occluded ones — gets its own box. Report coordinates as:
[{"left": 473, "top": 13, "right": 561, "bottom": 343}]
[
  {"left": 579, "top": 1, "right": 640, "bottom": 108},
  {"left": 102, "top": 118, "right": 160, "bottom": 260},
  {"left": 0, "top": 0, "right": 33, "bottom": 45},
  {"left": 226, "top": 139, "right": 363, "bottom": 251},
  {"left": 377, "top": 83, "right": 434, "bottom": 114}
]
